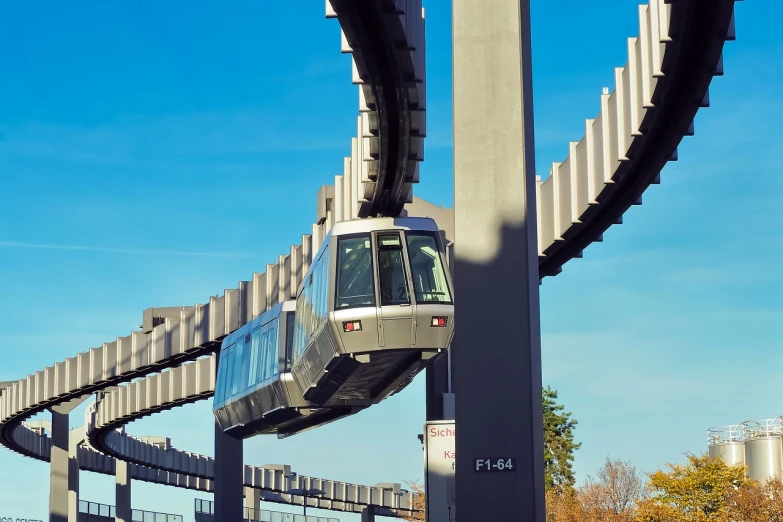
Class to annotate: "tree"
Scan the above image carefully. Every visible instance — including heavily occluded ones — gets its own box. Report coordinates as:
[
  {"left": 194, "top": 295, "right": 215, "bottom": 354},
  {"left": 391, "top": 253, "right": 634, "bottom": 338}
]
[
  {"left": 726, "top": 477, "right": 783, "bottom": 522},
  {"left": 579, "top": 458, "right": 647, "bottom": 522},
  {"left": 635, "top": 452, "right": 750, "bottom": 522},
  {"left": 546, "top": 487, "right": 591, "bottom": 522},
  {"left": 543, "top": 386, "right": 581, "bottom": 491},
  {"left": 398, "top": 481, "right": 425, "bottom": 521}
]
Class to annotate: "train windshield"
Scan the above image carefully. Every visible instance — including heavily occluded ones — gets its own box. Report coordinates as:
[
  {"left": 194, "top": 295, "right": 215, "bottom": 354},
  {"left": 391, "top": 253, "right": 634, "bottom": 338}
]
[
  {"left": 405, "top": 232, "right": 452, "bottom": 304},
  {"left": 336, "top": 235, "right": 375, "bottom": 309},
  {"left": 377, "top": 233, "right": 411, "bottom": 305}
]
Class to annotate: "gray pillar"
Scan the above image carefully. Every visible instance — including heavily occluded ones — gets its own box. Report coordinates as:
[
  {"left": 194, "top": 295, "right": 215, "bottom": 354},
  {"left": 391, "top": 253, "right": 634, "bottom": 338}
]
[
  {"left": 452, "top": 0, "right": 545, "bottom": 521},
  {"left": 360, "top": 506, "right": 375, "bottom": 522},
  {"left": 425, "top": 355, "right": 450, "bottom": 421},
  {"left": 50, "top": 401, "right": 87, "bottom": 522},
  {"left": 67, "top": 429, "right": 81, "bottom": 522},
  {"left": 214, "top": 421, "right": 244, "bottom": 522},
  {"left": 244, "top": 486, "right": 260, "bottom": 521},
  {"left": 115, "top": 460, "right": 132, "bottom": 522},
  {"left": 49, "top": 410, "right": 70, "bottom": 522}
]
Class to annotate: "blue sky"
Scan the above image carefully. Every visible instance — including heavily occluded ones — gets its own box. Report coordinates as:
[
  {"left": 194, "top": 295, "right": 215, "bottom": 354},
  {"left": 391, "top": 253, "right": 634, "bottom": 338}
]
[{"left": 0, "top": 0, "right": 780, "bottom": 520}]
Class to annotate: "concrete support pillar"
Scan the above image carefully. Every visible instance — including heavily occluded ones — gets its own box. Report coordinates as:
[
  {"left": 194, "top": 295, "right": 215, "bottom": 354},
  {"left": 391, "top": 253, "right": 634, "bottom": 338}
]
[
  {"left": 244, "top": 486, "right": 260, "bottom": 521},
  {"left": 115, "top": 460, "right": 132, "bottom": 522},
  {"left": 425, "top": 354, "right": 450, "bottom": 421},
  {"left": 67, "top": 429, "right": 81, "bottom": 522},
  {"left": 214, "top": 421, "right": 243, "bottom": 522},
  {"left": 49, "top": 399, "right": 87, "bottom": 522},
  {"left": 360, "top": 506, "right": 375, "bottom": 522},
  {"left": 452, "top": 0, "right": 545, "bottom": 521},
  {"left": 49, "top": 410, "right": 70, "bottom": 522}
]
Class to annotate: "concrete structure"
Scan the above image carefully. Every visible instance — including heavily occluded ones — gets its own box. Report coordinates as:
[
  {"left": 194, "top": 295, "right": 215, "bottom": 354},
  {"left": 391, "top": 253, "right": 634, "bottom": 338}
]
[{"left": 0, "top": 0, "right": 739, "bottom": 520}]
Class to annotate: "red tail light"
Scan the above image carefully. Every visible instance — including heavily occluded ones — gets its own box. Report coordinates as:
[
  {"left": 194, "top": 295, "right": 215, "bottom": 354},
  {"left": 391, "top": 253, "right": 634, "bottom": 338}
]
[
  {"left": 342, "top": 320, "right": 363, "bottom": 332},
  {"left": 431, "top": 316, "right": 448, "bottom": 327}
]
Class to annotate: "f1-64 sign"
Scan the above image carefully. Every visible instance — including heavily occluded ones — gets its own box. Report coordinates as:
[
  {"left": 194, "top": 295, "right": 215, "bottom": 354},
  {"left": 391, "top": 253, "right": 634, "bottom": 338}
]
[{"left": 475, "top": 457, "right": 516, "bottom": 472}]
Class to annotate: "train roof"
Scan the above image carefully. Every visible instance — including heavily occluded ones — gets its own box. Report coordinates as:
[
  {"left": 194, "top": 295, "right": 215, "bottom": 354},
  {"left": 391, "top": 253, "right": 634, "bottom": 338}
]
[
  {"left": 327, "top": 216, "right": 440, "bottom": 237},
  {"left": 221, "top": 300, "right": 296, "bottom": 349}
]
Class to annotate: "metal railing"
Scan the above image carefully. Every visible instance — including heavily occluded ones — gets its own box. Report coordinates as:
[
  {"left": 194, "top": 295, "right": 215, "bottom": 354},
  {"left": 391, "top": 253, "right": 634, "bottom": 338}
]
[
  {"left": 709, "top": 417, "right": 783, "bottom": 444},
  {"left": 742, "top": 418, "right": 783, "bottom": 440},
  {"left": 707, "top": 424, "right": 744, "bottom": 445},
  {"left": 79, "top": 500, "right": 184, "bottom": 522},
  {"left": 195, "top": 499, "right": 340, "bottom": 522}
]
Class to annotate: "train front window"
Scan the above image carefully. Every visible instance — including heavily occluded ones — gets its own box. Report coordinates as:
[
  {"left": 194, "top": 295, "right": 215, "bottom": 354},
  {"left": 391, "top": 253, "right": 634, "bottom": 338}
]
[
  {"left": 377, "top": 233, "right": 410, "bottom": 306},
  {"left": 336, "top": 235, "right": 375, "bottom": 309},
  {"left": 406, "top": 233, "right": 452, "bottom": 304}
]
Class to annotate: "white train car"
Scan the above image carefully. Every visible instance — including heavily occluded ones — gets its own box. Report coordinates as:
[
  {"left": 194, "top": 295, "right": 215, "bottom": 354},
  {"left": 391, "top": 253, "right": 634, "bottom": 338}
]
[{"left": 213, "top": 217, "right": 454, "bottom": 438}]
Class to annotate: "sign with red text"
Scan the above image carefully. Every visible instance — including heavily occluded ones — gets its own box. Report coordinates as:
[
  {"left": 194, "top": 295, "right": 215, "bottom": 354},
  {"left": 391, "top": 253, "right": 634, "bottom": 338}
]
[{"left": 424, "top": 420, "right": 455, "bottom": 522}]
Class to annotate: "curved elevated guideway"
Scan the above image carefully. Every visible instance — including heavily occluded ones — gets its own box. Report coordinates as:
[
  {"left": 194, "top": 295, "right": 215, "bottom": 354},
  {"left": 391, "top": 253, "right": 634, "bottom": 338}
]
[{"left": 0, "top": 0, "right": 740, "bottom": 518}]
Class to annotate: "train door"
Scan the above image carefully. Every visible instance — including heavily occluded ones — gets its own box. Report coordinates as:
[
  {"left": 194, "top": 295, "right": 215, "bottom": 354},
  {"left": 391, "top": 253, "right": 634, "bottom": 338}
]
[{"left": 375, "top": 231, "right": 416, "bottom": 348}]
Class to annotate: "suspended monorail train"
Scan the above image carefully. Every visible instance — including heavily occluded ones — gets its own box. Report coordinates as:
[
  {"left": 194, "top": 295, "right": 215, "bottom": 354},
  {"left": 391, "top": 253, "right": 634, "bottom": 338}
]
[{"left": 212, "top": 217, "right": 455, "bottom": 438}]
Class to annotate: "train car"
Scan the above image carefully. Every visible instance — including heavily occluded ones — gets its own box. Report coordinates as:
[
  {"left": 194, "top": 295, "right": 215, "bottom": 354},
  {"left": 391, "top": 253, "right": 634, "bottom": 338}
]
[
  {"left": 291, "top": 216, "right": 454, "bottom": 407},
  {"left": 212, "top": 301, "right": 332, "bottom": 437},
  {"left": 213, "top": 216, "right": 454, "bottom": 438}
]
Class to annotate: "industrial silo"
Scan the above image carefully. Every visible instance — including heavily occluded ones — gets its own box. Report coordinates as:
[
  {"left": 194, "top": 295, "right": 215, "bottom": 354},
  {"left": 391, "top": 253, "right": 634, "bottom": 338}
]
[
  {"left": 707, "top": 425, "right": 746, "bottom": 468},
  {"left": 742, "top": 418, "right": 783, "bottom": 484}
]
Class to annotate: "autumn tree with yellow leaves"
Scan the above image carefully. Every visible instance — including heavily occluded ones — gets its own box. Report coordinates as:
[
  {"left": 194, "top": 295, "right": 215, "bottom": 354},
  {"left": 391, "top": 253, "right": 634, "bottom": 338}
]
[
  {"left": 398, "top": 481, "right": 425, "bottom": 522},
  {"left": 635, "top": 452, "right": 750, "bottom": 522}
]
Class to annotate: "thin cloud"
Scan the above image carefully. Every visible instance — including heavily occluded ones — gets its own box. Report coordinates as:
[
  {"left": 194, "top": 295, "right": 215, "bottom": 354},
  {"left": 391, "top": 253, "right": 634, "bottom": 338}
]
[{"left": 0, "top": 240, "right": 263, "bottom": 258}]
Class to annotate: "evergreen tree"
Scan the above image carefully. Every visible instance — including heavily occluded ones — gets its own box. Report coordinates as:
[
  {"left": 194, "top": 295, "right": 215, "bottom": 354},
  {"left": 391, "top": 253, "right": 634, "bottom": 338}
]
[{"left": 543, "top": 385, "right": 581, "bottom": 491}]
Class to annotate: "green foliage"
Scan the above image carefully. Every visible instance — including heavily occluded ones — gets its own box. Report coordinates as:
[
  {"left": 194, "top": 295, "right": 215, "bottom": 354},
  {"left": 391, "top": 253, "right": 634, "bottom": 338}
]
[
  {"left": 543, "top": 386, "right": 581, "bottom": 491},
  {"left": 635, "top": 452, "right": 750, "bottom": 522}
]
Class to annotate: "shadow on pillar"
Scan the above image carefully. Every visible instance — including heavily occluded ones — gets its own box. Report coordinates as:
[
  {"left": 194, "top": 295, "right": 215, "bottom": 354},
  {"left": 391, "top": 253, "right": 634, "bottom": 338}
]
[
  {"left": 115, "top": 460, "right": 131, "bottom": 522},
  {"left": 214, "top": 420, "right": 243, "bottom": 521},
  {"left": 361, "top": 506, "right": 375, "bottom": 522},
  {"left": 451, "top": 223, "right": 546, "bottom": 521}
]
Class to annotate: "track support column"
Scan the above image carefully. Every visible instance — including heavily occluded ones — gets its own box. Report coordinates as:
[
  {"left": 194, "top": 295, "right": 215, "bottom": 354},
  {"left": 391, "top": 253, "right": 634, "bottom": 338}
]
[
  {"left": 115, "top": 459, "right": 132, "bottom": 522},
  {"left": 360, "top": 506, "right": 375, "bottom": 522},
  {"left": 452, "top": 0, "right": 545, "bottom": 521},
  {"left": 244, "top": 486, "right": 260, "bottom": 520},
  {"left": 214, "top": 419, "right": 244, "bottom": 521},
  {"left": 49, "top": 409, "right": 70, "bottom": 522},
  {"left": 49, "top": 398, "right": 88, "bottom": 522}
]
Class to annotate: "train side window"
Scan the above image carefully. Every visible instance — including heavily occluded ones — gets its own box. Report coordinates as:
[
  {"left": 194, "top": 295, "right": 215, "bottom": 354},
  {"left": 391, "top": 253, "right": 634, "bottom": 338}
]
[
  {"left": 215, "top": 349, "right": 227, "bottom": 404},
  {"left": 293, "top": 292, "right": 306, "bottom": 359},
  {"left": 377, "top": 233, "right": 411, "bottom": 306},
  {"left": 240, "top": 333, "right": 252, "bottom": 391},
  {"left": 285, "top": 312, "right": 295, "bottom": 371},
  {"left": 336, "top": 235, "right": 375, "bottom": 309},
  {"left": 257, "top": 324, "right": 269, "bottom": 383},
  {"left": 231, "top": 336, "right": 245, "bottom": 396},
  {"left": 249, "top": 327, "right": 261, "bottom": 386},
  {"left": 222, "top": 345, "right": 236, "bottom": 401},
  {"left": 316, "top": 250, "right": 329, "bottom": 323},
  {"left": 405, "top": 233, "right": 453, "bottom": 304},
  {"left": 268, "top": 319, "right": 279, "bottom": 378}
]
